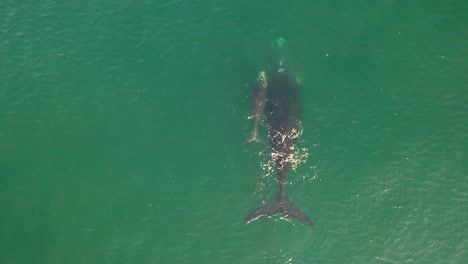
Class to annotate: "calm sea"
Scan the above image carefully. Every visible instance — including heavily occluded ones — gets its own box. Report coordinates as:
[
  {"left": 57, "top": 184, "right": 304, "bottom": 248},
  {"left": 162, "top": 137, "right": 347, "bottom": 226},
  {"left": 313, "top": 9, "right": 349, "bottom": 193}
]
[{"left": 1, "top": 1, "right": 466, "bottom": 263}]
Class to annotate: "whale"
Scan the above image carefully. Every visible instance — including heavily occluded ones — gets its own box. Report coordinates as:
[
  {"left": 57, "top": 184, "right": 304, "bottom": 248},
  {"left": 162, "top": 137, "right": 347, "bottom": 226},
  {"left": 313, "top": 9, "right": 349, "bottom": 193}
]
[
  {"left": 245, "top": 62, "right": 313, "bottom": 227},
  {"left": 244, "top": 71, "right": 267, "bottom": 144}
]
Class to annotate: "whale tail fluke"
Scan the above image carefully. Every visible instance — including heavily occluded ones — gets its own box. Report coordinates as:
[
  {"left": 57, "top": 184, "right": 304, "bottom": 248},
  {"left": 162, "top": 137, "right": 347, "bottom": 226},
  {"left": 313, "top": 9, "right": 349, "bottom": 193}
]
[
  {"left": 243, "top": 130, "right": 266, "bottom": 145},
  {"left": 245, "top": 191, "right": 313, "bottom": 227}
]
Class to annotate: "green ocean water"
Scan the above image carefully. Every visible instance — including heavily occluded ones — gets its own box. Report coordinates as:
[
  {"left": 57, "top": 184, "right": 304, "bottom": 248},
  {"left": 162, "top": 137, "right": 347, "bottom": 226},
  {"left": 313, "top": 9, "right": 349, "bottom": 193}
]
[{"left": 1, "top": 0, "right": 466, "bottom": 263}]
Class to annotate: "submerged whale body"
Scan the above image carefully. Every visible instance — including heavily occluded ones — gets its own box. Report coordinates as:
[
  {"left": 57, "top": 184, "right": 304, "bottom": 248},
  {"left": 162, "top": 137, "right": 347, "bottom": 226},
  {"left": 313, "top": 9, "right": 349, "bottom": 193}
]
[
  {"left": 244, "top": 71, "right": 267, "bottom": 144},
  {"left": 245, "top": 62, "right": 313, "bottom": 227}
]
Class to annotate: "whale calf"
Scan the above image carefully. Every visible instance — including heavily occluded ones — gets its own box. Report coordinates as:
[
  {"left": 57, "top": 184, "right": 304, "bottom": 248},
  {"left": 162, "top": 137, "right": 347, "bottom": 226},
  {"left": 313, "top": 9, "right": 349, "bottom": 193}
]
[{"left": 244, "top": 71, "right": 267, "bottom": 144}]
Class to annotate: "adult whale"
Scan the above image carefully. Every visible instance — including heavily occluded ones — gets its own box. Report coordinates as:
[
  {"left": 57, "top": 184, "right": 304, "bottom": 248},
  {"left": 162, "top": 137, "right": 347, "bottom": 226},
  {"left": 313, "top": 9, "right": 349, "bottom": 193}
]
[{"left": 245, "top": 61, "right": 313, "bottom": 227}]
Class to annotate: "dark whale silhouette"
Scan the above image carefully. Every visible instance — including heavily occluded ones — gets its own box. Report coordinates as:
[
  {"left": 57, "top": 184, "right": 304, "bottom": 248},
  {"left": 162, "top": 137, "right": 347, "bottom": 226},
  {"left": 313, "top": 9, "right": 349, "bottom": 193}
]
[{"left": 245, "top": 62, "right": 313, "bottom": 227}]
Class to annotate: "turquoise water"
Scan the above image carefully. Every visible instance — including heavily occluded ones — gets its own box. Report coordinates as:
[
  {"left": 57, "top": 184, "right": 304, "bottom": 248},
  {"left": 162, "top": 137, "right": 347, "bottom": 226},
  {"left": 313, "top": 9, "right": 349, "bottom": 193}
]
[{"left": 1, "top": 1, "right": 466, "bottom": 263}]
